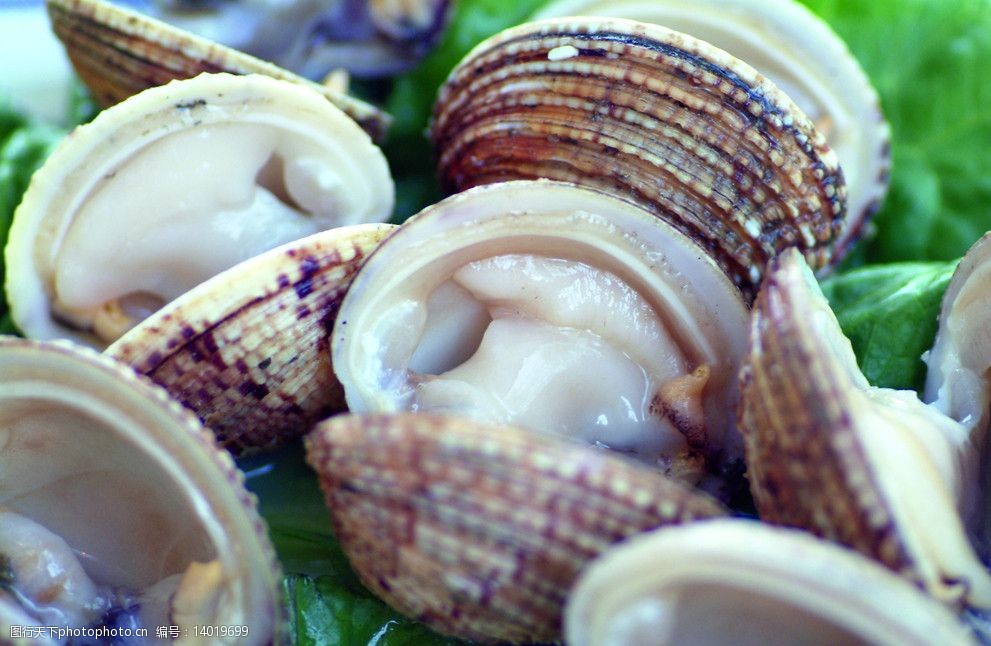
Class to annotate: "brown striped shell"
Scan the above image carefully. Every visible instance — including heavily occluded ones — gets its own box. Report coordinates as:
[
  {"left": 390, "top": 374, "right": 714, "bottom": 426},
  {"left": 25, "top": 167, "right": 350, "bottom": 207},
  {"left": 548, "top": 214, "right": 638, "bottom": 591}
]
[
  {"left": 0, "top": 338, "right": 282, "bottom": 642},
  {"left": 566, "top": 520, "right": 977, "bottom": 645},
  {"left": 46, "top": 0, "right": 390, "bottom": 140},
  {"left": 532, "top": 0, "right": 890, "bottom": 259},
  {"left": 738, "top": 248, "right": 991, "bottom": 610},
  {"left": 432, "top": 17, "right": 846, "bottom": 298},
  {"left": 304, "top": 412, "right": 727, "bottom": 643},
  {"left": 107, "top": 223, "right": 394, "bottom": 456}
]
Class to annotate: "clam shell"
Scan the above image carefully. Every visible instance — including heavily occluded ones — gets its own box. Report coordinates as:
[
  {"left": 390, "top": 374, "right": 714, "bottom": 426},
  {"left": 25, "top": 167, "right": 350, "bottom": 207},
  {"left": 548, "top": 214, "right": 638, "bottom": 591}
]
[
  {"left": 532, "top": 0, "right": 890, "bottom": 259},
  {"left": 331, "top": 180, "right": 750, "bottom": 492},
  {"left": 566, "top": 520, "right": 976, "bottom": 645},
  {"left": 432, "top": 17, "right": 846, "bottom": 297},
  {"left": 304, "top": 412, "right": 727, "bottom": 643},
  {"left": 0, "top": 337, "right": 281, "bottom": 642},
  {"left": 46, "top": 0, "right": 390, "bottom": 140},
  {"left": 738, "top": 248, "right": 991, "bottom": 610},
  {"left": 107, "top": 223, "right": 395, "bottom": 456},
  {"left": 4, "top": 72, "right": 393, "bottom": 349}
]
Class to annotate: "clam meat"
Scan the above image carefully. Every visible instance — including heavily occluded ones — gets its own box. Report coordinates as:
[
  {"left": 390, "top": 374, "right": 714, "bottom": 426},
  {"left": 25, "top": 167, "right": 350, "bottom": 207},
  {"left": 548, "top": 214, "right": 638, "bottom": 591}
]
[
  {"left": 332, "top": 180, "right": 750, "bottom": 490},
  {"left": 5, "top": 72, "right": 393, "bottom": 348},
  {"left": 0, "top": 338, "right": 281, "bottom": 643}
]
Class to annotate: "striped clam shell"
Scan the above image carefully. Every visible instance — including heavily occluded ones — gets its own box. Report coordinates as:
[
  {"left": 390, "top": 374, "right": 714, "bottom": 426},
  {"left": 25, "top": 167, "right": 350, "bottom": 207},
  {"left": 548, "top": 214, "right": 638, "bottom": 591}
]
[
  {"left": 738, "top": 248, "right": 991, "bottom": 610},
  {"left": 304, "top": 412, "right": 727, "bottom": 643},
  {"left": 432, "top": 17, "right": 846, "bottom": 298},
  {"left": 46, "top": 0, "right": 390, "bottom": 141},
  {"left": 107, "top": 223, "right": 394, "bottom": 456}
]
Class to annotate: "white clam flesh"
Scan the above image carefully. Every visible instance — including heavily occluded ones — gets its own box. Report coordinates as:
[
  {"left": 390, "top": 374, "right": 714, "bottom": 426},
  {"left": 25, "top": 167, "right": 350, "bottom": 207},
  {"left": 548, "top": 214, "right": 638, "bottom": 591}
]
[
  {"left": 0, "top": 338, "right": 281, "bottom": 643},
  {"left": 4, "top": 72, "right": 393, "bottom": 348},
  {"left": 332, "top": 180, "right": 749, "bottom": 486},
  {"left": 565, "top": 520, "right": 977, "bottom": 646},
  {"left": 533, "top": 0, "right": 890, "bottom": 257}
]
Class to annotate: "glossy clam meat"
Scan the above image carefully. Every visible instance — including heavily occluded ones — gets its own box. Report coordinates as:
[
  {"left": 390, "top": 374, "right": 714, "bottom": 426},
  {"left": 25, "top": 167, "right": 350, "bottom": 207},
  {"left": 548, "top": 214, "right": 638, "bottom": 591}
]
[
  {"left": 532, "top": 0, "right": 890, "bottom": 257},
  {"left": 432, "top": 17, "right": 847, "bottom": 296},
  {"left": 739, "top": 248, "right": 991, "bottom": 609},
  {"left": 0, "top": 338, "right": 281, "bottom": 643},
  {"left": 4, "top": 72, "right": 393, "bottom": 348},
  {"left": 566, "top": 520, "right": 977, "bottom": 645},
  {"left": 333, "top": 180, "right": 749, "bottom": 487}
]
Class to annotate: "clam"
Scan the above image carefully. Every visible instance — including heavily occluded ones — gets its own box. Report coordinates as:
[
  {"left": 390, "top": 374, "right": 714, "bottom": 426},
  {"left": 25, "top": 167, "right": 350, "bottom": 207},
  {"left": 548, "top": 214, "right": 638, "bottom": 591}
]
[
  {"left": 0, "top": 338, "right": 281, "bottom": 642},
  {"left": 431, "top": 17, "right": 846, "bottom": 297},
  {"left": 5, "top": 72, "right": 393, "bottom": 349},
  {"left": 331, "top": 180, "right": 750, "bottom": 493},
  {"left": 46, "top": 0, "right": 391, "bottom": 140},
  {"left": 565, "top": 520, "right": 977, "bottom": 645},
  {"left": 107, "top": 223, "right": 395, "bottom": 456},
  {"left": 304, "top": 412, "right": 727, "bottom": 643},
  {"left": 738, "top": 248, "right": 991, "bottom": 609},
  {"left": 152, "top": 0, "right": 452, "bottom": 79},
  {"left": 531, "top": 0, "right": 890, "bottom": 258}
]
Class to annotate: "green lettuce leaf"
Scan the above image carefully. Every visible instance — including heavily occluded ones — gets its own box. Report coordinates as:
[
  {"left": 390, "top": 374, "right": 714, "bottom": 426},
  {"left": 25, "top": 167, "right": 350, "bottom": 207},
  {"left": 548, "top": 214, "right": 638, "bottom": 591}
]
[
  {"left": 819, "top": 261, "right": 957, "bottom": 392},
  {"left": 797, "top": 0, "right": 991, "bottom": 263}
]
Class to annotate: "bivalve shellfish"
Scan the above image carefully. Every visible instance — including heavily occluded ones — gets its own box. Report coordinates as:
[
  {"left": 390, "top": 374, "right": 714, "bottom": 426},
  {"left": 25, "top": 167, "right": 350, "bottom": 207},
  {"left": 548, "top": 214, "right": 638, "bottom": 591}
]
[
  {"left": 305, "top": 412, "right": 727, "bottom": 643},
  {"left": 566, "top": 520, "right": 977, "bottom": 645},
  {"left": 331, "top": 180, "right": 750, "bottom": 491},
  {"left": 531, "top": 0, "right": 890, "bottom": 257},
  {"left": 107, "top": 223, "right": 395, "bottom": 456},
  {"left": 0, "top": 338, "right": 281, "bottom": 643},
  {"left": 5, "top": 72, "right": 393, "bottom": 348},
  {"left": 46, "top": 0, "right": 391, "bottom": 140},
  {"left": 738, "top": 248, "right": 991, "bottom": 609},
  {"left": 431, "top": 17, "right": 846, "bottom": 296}
]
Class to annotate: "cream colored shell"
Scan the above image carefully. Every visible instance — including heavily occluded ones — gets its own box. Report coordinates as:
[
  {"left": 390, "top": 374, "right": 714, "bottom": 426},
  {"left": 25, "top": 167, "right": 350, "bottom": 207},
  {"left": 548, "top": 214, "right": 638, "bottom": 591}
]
[
  {"left": 5, "top": 72, "right": 393, "bottom": 348},
  {"left": 0, "top": 338, "right": 281, "bottom": 643}
]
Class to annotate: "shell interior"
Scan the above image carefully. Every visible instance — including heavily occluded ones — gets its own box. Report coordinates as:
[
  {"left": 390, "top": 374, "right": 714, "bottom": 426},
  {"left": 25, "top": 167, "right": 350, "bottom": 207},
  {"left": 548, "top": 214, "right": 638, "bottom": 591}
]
[
  {"left": 0, "top": 338, "right": 279, "bottom": 642},
  {"left": 4, "top": 72, "right": 393, "bottom": 348}
]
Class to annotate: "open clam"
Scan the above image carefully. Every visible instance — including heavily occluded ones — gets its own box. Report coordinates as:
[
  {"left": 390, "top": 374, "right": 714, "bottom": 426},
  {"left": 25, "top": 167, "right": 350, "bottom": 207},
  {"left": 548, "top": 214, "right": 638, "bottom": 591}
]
[
  {"left": 532, "top": 0, "right": 890, "bottom": 258},
  {"left": 331, "top": 180, "right": 750, "bottom": 492},
  {"left": 107, "top": 223, "right": 395, "bottom": 456},
  {"left": 0, "top": 338, "right": 281, "bottom": 643},
  {"left": 305, "top": 412, "right": 727, "bottom": 643},
  {"left": 738, "top": 248, "right": 991, "bottom": 609},
  {"left": 46, "top": 0, "right": 390, "bottom": 140},
  {"left": 431, "top": 17, "right": 846, "bottom": 297},
  {"left": 566, "top": 520, "right": 976, "bottom": 645},
  {"left": 5, "top": 72, "right": 393, "bottom": 349}
]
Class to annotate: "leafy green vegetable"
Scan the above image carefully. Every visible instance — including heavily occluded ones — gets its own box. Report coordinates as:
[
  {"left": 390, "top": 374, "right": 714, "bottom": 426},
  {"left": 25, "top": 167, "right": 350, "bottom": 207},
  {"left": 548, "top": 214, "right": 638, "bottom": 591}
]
[
  {"left": 819, "top": 261, "right": 957, "bottom": 392},
  {"left": 797, "top": 0, "right": 991, "bottom": 264},
  {"left": 241, "top": 444, "right": 463, "bottom": 645}
]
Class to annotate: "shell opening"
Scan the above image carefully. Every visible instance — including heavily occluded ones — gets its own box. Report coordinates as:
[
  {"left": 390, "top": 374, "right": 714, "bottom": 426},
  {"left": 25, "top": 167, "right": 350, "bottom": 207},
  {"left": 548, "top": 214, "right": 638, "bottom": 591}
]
[
  {"left": 334, "top": 182, "right": 750, "bottom": 479},
  {"left": 48, "top": 123, "right": 358, "bottom": 343},
  {"left": 0, "top": 342, "right": 278, "bottom": 643}
]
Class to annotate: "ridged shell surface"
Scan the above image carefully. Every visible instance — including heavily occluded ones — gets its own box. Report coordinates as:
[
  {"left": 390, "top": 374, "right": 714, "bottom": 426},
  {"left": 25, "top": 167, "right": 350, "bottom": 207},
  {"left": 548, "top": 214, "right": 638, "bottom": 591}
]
[
  {"left": 305, "top": 412, "right": 727, "bottom": 643},
  {"left": 107, "top": 224, "right": 394, "bottom": 455}
]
